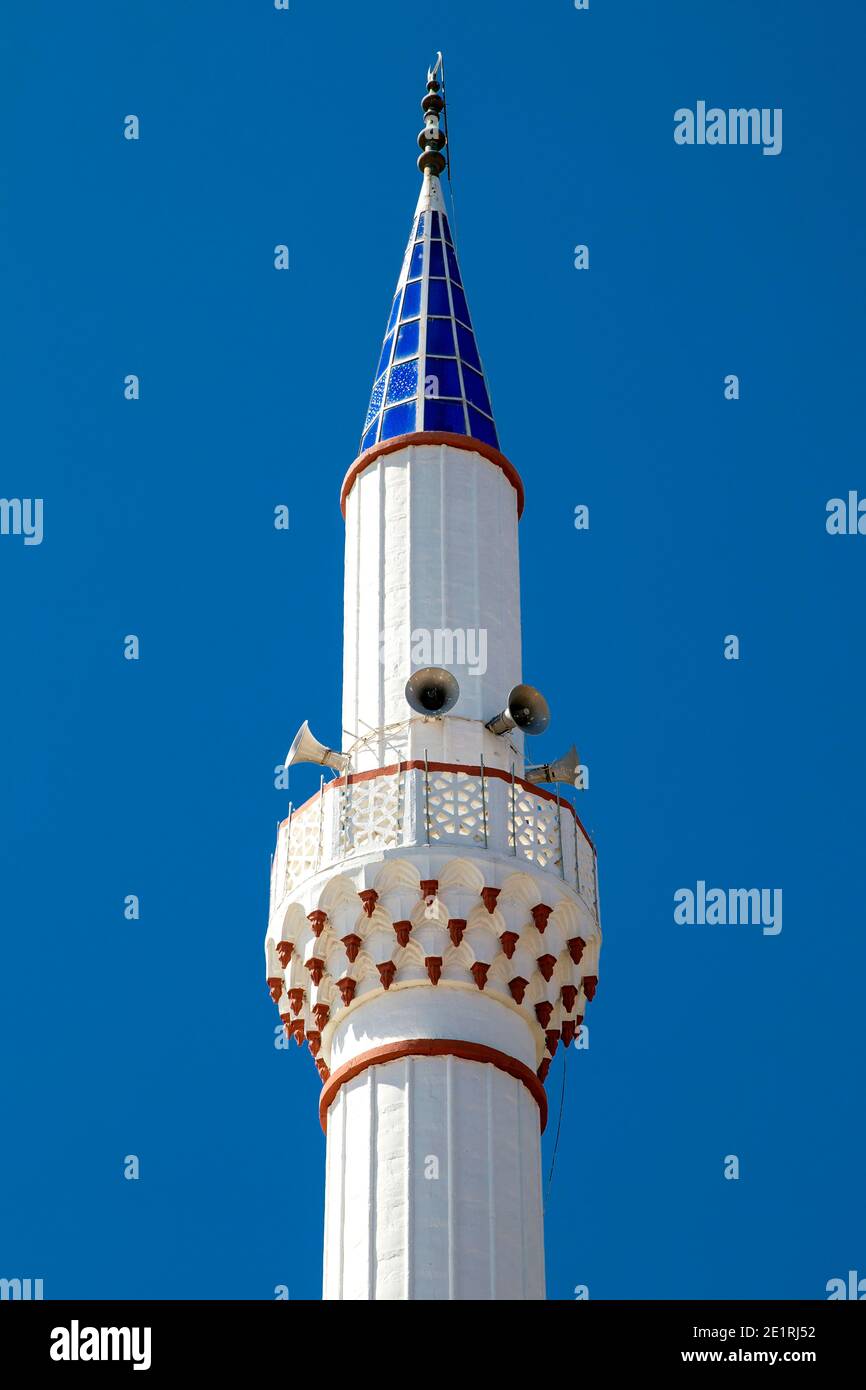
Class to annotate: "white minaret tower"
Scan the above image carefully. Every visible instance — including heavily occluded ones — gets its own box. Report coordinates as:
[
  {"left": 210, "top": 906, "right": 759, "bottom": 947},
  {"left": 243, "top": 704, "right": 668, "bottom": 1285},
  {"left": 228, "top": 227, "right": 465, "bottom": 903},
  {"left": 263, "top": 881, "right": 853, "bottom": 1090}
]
[{"left": 265, "top": 58, "right": 601, "bottom": 1301}]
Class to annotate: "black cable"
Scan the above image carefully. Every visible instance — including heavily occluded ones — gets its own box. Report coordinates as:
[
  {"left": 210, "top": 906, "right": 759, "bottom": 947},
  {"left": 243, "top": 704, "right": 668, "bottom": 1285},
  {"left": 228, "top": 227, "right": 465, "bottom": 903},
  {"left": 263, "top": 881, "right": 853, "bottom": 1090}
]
[{"left": 544, "top": 1045, "right": 568, "bottom": 1211}]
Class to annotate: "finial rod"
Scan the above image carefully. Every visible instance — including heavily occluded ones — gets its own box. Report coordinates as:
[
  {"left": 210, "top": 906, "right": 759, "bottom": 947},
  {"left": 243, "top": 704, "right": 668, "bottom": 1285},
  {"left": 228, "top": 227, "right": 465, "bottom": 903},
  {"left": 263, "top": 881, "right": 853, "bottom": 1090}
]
[{"left": 418, "top": 54, "right": 447, "bottom": 177}]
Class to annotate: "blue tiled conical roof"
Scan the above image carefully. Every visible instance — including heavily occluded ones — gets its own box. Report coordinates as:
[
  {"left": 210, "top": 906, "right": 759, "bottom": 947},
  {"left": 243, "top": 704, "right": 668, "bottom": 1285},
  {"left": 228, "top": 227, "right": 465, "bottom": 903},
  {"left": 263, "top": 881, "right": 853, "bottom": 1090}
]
[{"left": 359, "top": 165, "right": 499, "bottom": 456}]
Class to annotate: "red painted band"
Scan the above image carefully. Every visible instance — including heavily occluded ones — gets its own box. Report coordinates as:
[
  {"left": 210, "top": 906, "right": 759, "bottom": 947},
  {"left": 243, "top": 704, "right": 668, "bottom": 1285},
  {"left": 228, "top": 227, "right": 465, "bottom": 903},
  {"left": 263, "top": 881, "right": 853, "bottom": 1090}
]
[
  {"left": 318, "top": 1038, "right": 547, "bottom": 1134},
  {"left": 339, "top": 432, "right": 525, "bottom": 519}
]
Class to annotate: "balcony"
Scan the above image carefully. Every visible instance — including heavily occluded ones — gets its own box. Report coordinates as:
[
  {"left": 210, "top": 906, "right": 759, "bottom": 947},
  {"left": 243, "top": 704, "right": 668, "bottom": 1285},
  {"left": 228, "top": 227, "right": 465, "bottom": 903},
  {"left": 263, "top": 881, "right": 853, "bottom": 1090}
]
[{"left": 270, "top": 760, "right": 598, "bottom": 922}]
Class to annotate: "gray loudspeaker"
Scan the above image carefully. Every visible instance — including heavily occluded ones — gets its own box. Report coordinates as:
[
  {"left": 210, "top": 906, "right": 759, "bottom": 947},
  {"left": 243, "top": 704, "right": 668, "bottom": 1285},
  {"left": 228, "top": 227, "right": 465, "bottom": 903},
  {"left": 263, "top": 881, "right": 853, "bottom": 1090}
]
[
  {"left": 486, "top": 683, "right": 550, "bottom": 737},
  {"left": 285, "top": 720, "right": 349, "bottom": 772},
  {"left": 405, "top": 667, "right": 460, "bottom": 715},
  {"left": 524, "top": 745, "right": 580, "bottom": 786}
]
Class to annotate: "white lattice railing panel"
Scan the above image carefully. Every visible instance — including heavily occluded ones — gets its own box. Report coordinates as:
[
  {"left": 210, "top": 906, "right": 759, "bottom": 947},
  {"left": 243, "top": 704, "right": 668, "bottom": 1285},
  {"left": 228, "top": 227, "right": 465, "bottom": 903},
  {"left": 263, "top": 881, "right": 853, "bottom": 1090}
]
[
  {"left": 427, "top": 771, "right": 486, "bottom": 846},
  {"left": 509, "top": 788, "right": 562, "bottom": 872},
  {"left": 339, "top": 771, "right": 401, "bottom": 858},
  {"left": 283, "top": 799, "right": 323, "bottom": 896},
  {"left": 576, "top": 829, "right": 598, "bottom": 914}
]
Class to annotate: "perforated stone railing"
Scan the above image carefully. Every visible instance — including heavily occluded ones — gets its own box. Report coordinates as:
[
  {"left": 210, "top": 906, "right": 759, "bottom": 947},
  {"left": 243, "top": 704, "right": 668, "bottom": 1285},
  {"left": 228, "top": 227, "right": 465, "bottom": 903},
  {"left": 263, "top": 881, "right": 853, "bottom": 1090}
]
[{"left": 271, "top": 761, "right": 598, "bottom": 918}]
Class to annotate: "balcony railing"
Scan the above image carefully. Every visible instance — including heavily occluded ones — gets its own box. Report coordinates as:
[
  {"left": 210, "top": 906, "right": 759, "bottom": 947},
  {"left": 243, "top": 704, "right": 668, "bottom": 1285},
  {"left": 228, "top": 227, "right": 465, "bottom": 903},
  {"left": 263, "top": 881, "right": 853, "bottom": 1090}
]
[{"left": 270, "top": 761, "right": 598, "bottom": 921}]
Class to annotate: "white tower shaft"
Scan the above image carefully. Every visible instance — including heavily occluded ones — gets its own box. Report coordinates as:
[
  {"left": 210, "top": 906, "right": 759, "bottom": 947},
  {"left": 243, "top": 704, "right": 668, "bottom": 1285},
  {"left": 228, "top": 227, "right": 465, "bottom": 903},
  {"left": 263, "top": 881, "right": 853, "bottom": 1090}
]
[
  {"left": 341, "top": 436, "right": 524, "bottom": 772},
  {"left": 322, "top": 993, "right": 545, "bottom": 1300}
]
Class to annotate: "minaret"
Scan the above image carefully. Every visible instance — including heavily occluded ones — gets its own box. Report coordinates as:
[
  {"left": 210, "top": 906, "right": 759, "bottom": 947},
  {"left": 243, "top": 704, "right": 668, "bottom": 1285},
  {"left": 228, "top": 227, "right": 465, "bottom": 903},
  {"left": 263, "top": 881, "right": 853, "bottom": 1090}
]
[{"left": 265, "top": 58, "right": 601, "bottom": 1302}]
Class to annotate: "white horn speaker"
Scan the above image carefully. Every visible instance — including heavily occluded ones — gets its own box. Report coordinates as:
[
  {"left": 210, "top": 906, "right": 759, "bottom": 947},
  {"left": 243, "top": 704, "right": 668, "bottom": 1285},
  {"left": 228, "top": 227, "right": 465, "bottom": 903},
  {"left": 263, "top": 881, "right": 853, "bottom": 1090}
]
[
  {"left": 524, "top": 745, "right": 581, "bottom": 786},
  {"left": 486, "top": 683, "right": 550, "bottom": 737},
  {"left": 285, "top": 720, "right": 349, "bottom": 772},
  {"left": 405, "top": 667, "right": 460, "bottom": 716}
]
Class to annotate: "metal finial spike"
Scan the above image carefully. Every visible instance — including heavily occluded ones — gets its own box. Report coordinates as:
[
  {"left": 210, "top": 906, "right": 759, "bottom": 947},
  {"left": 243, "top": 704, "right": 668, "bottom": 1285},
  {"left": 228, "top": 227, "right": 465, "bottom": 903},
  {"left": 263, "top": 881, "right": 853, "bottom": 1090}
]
[{"left": 418, "top": 53, "right": 447, "bottom": 177}]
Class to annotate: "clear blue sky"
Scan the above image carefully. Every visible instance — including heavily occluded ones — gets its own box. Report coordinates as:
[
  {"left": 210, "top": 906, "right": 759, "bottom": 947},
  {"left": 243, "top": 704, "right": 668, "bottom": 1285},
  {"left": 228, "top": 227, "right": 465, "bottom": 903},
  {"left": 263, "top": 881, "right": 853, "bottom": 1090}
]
[{"left": 1, "top": 0, "right": 863, "bottom": 1300}]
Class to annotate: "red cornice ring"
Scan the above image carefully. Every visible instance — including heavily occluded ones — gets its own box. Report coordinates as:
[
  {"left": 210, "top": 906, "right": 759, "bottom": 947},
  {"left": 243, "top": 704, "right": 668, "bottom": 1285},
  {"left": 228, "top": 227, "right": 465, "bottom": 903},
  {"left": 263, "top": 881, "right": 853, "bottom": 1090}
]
[
  {"left": 318, "top": 1038, "right": 547, "bottom": 1133},
  {"left": 339, "top": 432, "right": 525, "bottom": 519}
]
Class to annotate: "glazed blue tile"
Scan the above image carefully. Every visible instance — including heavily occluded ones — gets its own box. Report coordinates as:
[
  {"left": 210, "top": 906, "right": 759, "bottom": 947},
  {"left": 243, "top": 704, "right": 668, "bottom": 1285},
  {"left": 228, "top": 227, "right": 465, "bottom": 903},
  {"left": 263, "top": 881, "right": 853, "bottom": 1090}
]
[
  {"left": 429, "top": 241, "right": 446, "bottom": 278},
  {"left": 409, "top": 242, "right": 425, "bottom": 279},
  {"left": 386, "top": 359, "right": 418, "bottom": 405},
  {"left": 376, "top": 333, "right": 394, "bottom": 378},
  {"left": 424, "top": 398, "right": 467, "bottom": 434},
  {"left": 468, "top": 406, "right": 498, "bottom": 448},
  {"left": 461, "top": 365, "right": 491, "bottom": 416},
  {"left": 427, "top": 280, "right": 451, "bottom": 316},
  {"left": 456, "top": 323, "right": 481, "bottom": 372},
  {"left": 426, "top": 318, "right": 456, "bottom": 355},
  {"left": 394, "top": 320, "right": 420, "bottom": 361},
  {"left": 425, "top": 357, "right": 462, "bottom": 400},
  {"left": 380, "top": 400, "right": 417, "bottom": 440},
  {"left": 401, "top": 280, "right": 422, "bottom": 319},
  {"left": 365, "top": 370, "right": 388, "bottom": 428},
  {"left": 450, "top": 283, "right": 471, "bottom": 327}
]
